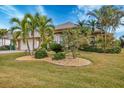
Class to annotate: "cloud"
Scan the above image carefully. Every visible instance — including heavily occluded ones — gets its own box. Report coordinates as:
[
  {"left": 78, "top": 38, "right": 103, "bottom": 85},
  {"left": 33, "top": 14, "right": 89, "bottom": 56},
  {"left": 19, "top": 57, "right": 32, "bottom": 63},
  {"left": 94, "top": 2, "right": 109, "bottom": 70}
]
[
  {"left": 72, "top": 5, "right": 102, "bottom": 21},
  {"left": 77, "top": 5, "right": 102, "bottom": 12},
  {"left": 115, "top": 28, "right": 124, "bottom": 39},
  {"left": 0, "top": 23, "right": 9, "bottom": 29},
  {"left": 0, "top": 5, "right": 24, "bottom": 29},
  {"left": 35, "top": 5, "right": 46, "bottom": 15},
  {"left": 0, "top": 5, "right": 24, "bottom": 19}
]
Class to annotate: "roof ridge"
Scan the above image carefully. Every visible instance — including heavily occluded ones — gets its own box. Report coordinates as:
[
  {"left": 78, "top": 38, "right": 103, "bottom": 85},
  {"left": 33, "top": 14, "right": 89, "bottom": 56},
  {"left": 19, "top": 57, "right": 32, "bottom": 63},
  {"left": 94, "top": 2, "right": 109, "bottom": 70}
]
[{"left": 56, "top": 21, "right": 75, "bottom": 27}]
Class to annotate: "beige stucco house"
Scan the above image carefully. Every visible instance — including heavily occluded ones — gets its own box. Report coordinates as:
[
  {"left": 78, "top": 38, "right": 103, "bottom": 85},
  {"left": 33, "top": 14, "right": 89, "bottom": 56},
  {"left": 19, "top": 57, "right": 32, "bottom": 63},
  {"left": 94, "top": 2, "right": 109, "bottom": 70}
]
[
  {"left": 16, "top": 22, "right": 77, "bottom": 50},
  {"left": 0, "top": 35, "right": 10, "bottom": 47}
]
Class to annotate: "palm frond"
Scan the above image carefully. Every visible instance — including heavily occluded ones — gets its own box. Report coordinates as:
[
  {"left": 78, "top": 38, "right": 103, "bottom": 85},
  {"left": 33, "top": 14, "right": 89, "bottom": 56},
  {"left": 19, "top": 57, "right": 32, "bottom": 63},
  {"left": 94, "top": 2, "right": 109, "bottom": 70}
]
[{"left": 10, "top": 18, "right": 20, "bottom": 25}]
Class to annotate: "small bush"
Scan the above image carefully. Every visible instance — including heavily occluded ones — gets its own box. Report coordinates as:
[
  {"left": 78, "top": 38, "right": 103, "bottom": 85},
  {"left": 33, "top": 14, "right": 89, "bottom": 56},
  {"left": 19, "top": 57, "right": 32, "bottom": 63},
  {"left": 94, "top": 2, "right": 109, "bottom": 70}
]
[
  {"left": 80, "top": 46, "right": 104, "bottom": 53},
  {"left": 0, "top": 45, "right": 15, "bottom": 50},
  {"left": 114, "top": 47, "right": 121, "bottom": 53},
  {"left": 105, "top": 47, "right": 121, "bottom": 54},
  {"left": 50, "top": 42, "right": 63, "bottom": 53},
  {"left": 35, "top": 48, "right": 47, "bottom": 59},
  {"left": 53, "top": 52, "right": 65, "bottom": 60},
  {"left": 80, "top": 46, "right": 121, "bottom": 54},
  {"left": 0, "top": 46, "right": 8, "bottom": 50}
]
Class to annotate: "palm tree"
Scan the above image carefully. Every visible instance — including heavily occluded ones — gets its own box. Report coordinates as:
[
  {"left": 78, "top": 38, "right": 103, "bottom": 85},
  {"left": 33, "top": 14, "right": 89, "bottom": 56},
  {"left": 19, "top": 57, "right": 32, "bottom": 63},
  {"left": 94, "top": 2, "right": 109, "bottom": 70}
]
[
  {"left": 36, "top": 14, "right": 54, "bottom": 49},
  {"left": 78, "top": 20, "right": 91, "bottom": 45},
  {"left": 10, "top": 17, "right": 31, "bottom": 55},
  {"left": 87, "top": 19, "right": 99, "bottom": 47},
  {"left": 87, "top": 19, "right": 97, "bottom": 33},
  {"left": 24, "top": 13, "right": 38, "bottom": 51},
  {"left": 88, "top": 5, "right": 123, "bottom": 49},
  {"left": 0, "top": 29, "right": 8, "bottom": 46},
  {"left": 120, "top": 35, "right": 124, "bottom": 48},
  {"left": 12, "top": 31, "right": 21, "bottom": 47},
  {"left": 0, "top": 29, "right": 4, "bottom": 46}
]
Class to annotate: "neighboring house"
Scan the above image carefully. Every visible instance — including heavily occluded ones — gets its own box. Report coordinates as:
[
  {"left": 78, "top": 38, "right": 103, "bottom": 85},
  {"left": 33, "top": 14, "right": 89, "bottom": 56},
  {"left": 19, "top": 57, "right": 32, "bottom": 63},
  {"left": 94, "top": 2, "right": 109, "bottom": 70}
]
[
  {"left": 15, "top": 22, "right": 77, "bottom": 50},
  {"left": 90, "top": 28, "right": 114, "bottom": 47},
  {"left": 0, "top": 36, "right": 10, "bottom": 47}
]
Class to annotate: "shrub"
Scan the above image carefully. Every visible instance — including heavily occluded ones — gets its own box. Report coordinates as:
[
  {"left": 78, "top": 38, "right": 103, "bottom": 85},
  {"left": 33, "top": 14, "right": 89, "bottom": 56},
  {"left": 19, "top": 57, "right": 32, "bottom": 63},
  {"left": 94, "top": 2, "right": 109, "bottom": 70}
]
[
  {"left": 53, "top": 52, "right": 65, "bottom": 60},
  {"left": 80, "top": 46, "right": 104, "bottom": 53},
  {"left": 35, "top": 48, "right": 47, "bottom": 59},
  {"left": 50, "top": 42, "right": 63, "bottom": 53},
  {"left": 4, "top": 45, "right": 10, "bottom": 50},
  {"left": 80, "top": 45, "right": 121, "bottom": 54},
  {"left": 114, "top": 47, "right": 121, "bottom": 53},
  {"left": 0, "top": 45, "right": 15, "bottom": 50},
  {"left": 0, "top": 46, "right": 8, "bottom": 50},
  {"left": 105, "top": 47, "right": 121, "bottom": 54}
]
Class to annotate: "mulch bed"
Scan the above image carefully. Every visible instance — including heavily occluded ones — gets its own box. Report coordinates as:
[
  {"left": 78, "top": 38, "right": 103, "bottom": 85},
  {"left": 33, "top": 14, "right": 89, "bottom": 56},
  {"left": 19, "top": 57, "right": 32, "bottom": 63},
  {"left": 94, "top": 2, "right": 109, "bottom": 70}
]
[{"left": 16, "top": 56, "right": 92, "bottom": 67}]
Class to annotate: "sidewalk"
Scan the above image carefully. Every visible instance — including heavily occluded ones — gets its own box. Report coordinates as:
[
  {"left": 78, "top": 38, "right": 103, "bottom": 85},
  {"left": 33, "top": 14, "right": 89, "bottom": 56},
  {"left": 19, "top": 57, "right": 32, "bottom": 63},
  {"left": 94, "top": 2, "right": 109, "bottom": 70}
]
[{"left": 0, "top": 50, "right": 24, "bottom": 54}]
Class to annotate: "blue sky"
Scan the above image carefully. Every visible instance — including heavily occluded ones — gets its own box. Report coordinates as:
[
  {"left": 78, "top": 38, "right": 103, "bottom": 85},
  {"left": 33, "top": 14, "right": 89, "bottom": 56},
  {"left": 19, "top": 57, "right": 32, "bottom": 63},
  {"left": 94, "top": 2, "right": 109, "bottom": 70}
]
[{"left": 0, "top": 5, "right": 124, "bottom": 38}]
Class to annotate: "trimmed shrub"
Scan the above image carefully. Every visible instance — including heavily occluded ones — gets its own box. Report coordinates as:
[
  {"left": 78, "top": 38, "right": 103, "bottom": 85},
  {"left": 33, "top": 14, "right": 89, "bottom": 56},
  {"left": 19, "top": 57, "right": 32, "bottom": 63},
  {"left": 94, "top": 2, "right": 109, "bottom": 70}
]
[
  {"left": 105, "top": 47, "right": 121, "bottom": 54},
  {"left": 80, "top": 46, "right": 121, "bottom": 54},
  {"left": 114, "top": 47, "right": 121, "bottom": 53},
  {"left": 0, "top": 45, "right": 15, "bottom": 50},
  {"left": 53, "top": 52, "right": 65, "bottom": 60},
  {"left": 0, "top": 46, "right": 8, "bottom": 50},
  {"left": 35, "top": 48, "right": 47, "bottom": 59},
  {"left": 80, "top": 46, "right": 104, "bottom": 53},
  {"left": 50, "top": 42, "right": 63, "bottom": 53}
]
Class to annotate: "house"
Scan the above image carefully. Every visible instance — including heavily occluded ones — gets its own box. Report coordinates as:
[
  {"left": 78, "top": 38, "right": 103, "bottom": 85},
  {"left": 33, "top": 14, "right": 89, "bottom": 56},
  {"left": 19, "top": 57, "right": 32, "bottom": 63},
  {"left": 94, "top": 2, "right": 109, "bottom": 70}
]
[
  {"left": 89, "top": 28, "right": 114, "bottom": 47},
  {"left": 0, "top": 35, "right": 10, "bottom": 47},
  {"left": 15, "top": 21, "right": 114, "bottom": 50},
  {"left": 15, "top": 22, "right": 78, "bottom": 50}
]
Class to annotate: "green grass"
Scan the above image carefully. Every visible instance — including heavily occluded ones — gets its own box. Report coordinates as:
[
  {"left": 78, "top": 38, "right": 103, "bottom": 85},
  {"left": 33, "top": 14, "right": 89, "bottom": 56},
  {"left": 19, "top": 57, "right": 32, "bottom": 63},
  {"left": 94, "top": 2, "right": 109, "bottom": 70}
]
[{"left": 0, "top": 50, "right": 124, "bottom": 88}]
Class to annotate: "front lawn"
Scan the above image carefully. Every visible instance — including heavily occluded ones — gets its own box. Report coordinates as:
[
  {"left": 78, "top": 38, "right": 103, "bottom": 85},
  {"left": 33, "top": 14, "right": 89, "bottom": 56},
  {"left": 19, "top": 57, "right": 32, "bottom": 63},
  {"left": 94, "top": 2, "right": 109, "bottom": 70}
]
[{"left": 0, "top": 50, "right": 124, "bottom": 88}]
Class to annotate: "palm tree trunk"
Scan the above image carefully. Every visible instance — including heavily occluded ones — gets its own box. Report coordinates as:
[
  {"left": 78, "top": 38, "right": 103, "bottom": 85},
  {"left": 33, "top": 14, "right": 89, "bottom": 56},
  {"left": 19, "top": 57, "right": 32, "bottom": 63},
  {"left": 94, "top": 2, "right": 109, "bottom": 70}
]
[
  {"left": 38, "top": 37, "right": 42, "bottom": 49},
  {"left": 4, "top": 38, "right": 5, "bottom": 46},
  {"left": 2, "top": 38, "right": 3, "bottom": 46},
  {"left": 26, "top": 40, "right": 31, "bottom": 55},
  {"left": 32, "top": 30, "right": 35, "bottom": 50},
  {"left": 32, "top": 30, "right": 35, "bottom": 54},
  {"left": 104, "top": 31, "right": 107, "bottom": 51}
]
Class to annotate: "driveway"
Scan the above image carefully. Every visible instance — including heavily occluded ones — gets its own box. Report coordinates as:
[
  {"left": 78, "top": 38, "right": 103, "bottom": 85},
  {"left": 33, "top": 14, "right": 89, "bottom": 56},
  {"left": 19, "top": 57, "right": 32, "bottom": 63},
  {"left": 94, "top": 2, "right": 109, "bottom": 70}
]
[{"left": 0, "top": 50, "right": 24, "bottom": 54}]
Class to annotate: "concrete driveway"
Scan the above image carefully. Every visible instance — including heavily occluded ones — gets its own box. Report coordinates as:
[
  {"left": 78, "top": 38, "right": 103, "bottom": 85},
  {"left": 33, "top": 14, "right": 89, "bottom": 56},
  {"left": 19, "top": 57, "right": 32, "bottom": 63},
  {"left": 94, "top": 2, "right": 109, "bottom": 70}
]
[{"left": 0, "top": 50, "right": 24, "bottom": 54}]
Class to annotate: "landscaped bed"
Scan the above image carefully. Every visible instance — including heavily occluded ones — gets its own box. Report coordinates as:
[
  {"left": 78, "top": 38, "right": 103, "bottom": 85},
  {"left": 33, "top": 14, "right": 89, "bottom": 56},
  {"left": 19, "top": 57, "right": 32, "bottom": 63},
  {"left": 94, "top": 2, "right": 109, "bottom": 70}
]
[{"left": 16, "top": 56, "right": 91, "bottom": 67}]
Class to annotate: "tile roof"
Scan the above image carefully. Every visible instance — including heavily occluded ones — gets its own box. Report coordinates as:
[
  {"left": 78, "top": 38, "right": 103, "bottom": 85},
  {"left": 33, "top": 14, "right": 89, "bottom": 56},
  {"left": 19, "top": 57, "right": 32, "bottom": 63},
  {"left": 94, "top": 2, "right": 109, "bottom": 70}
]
[{"left": 55, "top": 22, "right": 77, "bottom": 31}]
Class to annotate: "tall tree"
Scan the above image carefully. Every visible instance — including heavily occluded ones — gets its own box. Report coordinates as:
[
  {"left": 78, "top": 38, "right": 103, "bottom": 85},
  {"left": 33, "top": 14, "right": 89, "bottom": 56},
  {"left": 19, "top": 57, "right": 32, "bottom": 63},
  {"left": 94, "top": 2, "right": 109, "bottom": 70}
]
[
  {"left": 12, "top": 31, "right": 21, "bottom": 47},
  {"left": 78, "top": 20, "right": 91, "bottom": 45},
  {"left": 120, "top": 35, "right": 124, "bottom": 48},
  {"left": 88, "top": 5, "right": 123, "bottom": 49},
  {"left": 87, "top": 19, "right": 97, "bottom": 33},
  {"left": 62, "top": 29, "right": 80, "bottom": 58},
  {"left": 0, "top": 29, "right": 8, "bottom": 46},
  {"left": 87, "top": 19, "right": 99, "bottom": 47},
  {"left": 10, "top": 17, "right": 31, "bottom": 55},
  {"left": 24, "top": 13, "right": 38, "bottom": 51},
  {"left": 36, "top": 15, "right": 54, "bottom": 49}
]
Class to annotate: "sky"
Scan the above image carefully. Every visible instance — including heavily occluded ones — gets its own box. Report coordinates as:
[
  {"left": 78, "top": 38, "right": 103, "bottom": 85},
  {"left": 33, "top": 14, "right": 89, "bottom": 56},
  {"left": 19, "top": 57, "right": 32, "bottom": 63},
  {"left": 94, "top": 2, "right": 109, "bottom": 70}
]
[{"left": 0, "top": 5, "right": 124, "bottom": 38}]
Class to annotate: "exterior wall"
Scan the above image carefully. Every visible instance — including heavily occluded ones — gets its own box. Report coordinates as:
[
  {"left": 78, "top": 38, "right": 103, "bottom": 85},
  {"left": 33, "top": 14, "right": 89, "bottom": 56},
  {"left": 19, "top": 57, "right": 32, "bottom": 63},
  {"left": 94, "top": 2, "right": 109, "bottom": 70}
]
[
  {"left": 19, "top": 38, "right": 39, "bottom": 50},
  {"left": 54, "top": 34, "right": 62, "bottom": 44},
  {"left": 0, "top": 39, "right": 10, "bottom": 46},
  {"left": 18, "top": 34, "right": 63, "bottom": 50}
]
